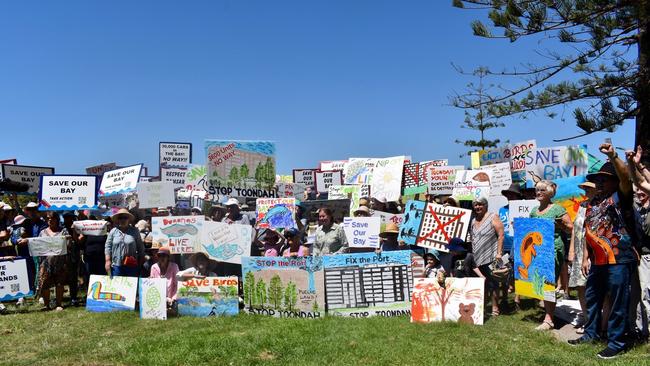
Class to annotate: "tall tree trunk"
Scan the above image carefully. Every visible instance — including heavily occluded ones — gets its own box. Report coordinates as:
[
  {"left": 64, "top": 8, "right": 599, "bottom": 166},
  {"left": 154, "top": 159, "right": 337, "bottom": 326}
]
[{"left": 637, "top": 0, "right": 650, "bottom": 152}]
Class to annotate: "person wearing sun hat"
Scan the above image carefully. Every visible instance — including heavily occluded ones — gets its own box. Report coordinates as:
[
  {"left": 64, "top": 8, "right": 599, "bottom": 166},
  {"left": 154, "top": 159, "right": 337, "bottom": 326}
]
[
  {"left": 150, "top": 246, "right": 179, "bottom": 307},
  {"left": 222, "top": 198, "right": 253, "bottom": 225},
  {"left": 353, "top": 206, "right": 371, "bottom": 217},
  {"left": 379, "top": 222, "right": 400, "bottom": 251},
  {"left": 104, "top": 208, "right": 144, "bottom": 277}
]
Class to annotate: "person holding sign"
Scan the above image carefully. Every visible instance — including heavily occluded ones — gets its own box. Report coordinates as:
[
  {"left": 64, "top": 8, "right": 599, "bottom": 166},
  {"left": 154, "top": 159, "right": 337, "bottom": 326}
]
[
  {"left": 313, "top": 208, "right": 348, "bottom": 255},
  {"left": 149, "top": 247, "right": 179, "bottom": 309},
  {"left": 104, "top": 209, "right": 144, "bottom": 277}
]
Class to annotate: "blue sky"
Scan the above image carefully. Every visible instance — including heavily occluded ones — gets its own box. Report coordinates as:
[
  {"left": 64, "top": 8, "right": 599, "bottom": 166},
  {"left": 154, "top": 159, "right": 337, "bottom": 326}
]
[{"left": 0, "top": 1, "right": 636, "bottom": 175}]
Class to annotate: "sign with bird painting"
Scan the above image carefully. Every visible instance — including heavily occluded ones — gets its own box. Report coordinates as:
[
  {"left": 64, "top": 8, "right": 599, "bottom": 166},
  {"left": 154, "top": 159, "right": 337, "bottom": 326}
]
[
  {"left": 255, "top": 198, "right": 297, "bottom": 230},
  {"left": 177, "top": 277, "right": 239, "bottom": 317},
  {"left": 86, "top": 275, "right": 137, "bottom": 312},
  {"left": 513, "top": 218, "right": 556, "bottom": 302},
  {"left": 152, "top": 216, "right": 204, "bottom": 254}
]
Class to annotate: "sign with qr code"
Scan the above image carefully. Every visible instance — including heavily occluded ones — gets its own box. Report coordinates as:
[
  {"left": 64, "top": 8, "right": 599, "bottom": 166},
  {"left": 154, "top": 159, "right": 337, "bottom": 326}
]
[
  {"left": 0, "top": 259, "right": 32, "bottom": 301},
  {"left": 38, "top": 175, "right": 99, "bottom": 211},
  {"left": 99, "top": 164, "right": 143, "bottom": 197}
]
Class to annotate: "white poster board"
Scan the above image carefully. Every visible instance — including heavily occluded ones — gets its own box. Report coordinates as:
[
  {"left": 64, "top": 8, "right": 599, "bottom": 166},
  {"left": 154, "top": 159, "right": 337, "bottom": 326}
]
[
  {"left": 159, "top": 142, "right": 192, "bottom": 169},
  {"left": 1, "top": 164, "right": 55, "bottom": 194},
  {"left": 0, "top": 259, "right": 32, "bottom": 301},
  {"left": 27, "top": 236, "right": 67, "bottom": 256},
  {"left": 343, "top": 217, "right": 381, "bottom": 248},
  {"left": 426, "top": 166, "right": 463, "bottom": 195},
  {"left": 137, "top": 181, "right": 176, "bottom": 209},
  {"left": 139, "top": 278, "right": 167, "bottom": 320},
  {"left": 99, "top": 164, "right": 142, "bottom": 197},
  {"left": 152, "top": 216, "right": 204, "bottom": 254},
  {"left": 72, "top": 220, "right": 109, "bottom": 236},
  {"left": 315, "top": 170, "right": 343, "bottom": 193},
  {"left": 199, "top": 221, "right": 252, "bottom": 264},
  {"left": 38, "top": 175, "right": 98, "bottom": 210}
]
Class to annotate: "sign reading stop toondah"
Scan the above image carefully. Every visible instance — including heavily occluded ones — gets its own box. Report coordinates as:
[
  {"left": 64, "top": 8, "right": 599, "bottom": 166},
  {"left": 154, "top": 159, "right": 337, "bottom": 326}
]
[
  {"left": 1, "top": 164, "right": 55, "bottom": 194},
  {"left": 38, "top": 175, "right": 99, "bottom": 210}
]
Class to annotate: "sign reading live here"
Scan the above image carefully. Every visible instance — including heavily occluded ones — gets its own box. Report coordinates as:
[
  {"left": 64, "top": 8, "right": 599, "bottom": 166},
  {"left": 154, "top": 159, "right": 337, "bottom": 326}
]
[{"left": 1, "top": 164, "right": 55, "bottom": 194}]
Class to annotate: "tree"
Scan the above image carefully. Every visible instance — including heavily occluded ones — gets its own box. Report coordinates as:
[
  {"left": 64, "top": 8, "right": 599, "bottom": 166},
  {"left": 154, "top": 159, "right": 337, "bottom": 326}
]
[
  {"left": 451, "top": 0, "right": 650, "bottom": 150},
  {"left": 239, "top": 164, "right": 250, "bottom": 181},
  {"left": 256, "top": 280, "right": 267, "bottom": 307},
  {"left": 264, "top": 158, "right": 275, "bottom": 187},
  {"left": 243, "top": 272, "right": 256, "bottom": 307},
  {"left": 228, "top": 167, "right": 240, "bottom": 184},
  {"left": 255, "top": 163, "right": 263, "bottom": 188},
  {"left": 284, "top": 281, "right": 298, "bottom": 311},
  {"left": 268, "top": 275, "right": 284, "bottom": 310}
]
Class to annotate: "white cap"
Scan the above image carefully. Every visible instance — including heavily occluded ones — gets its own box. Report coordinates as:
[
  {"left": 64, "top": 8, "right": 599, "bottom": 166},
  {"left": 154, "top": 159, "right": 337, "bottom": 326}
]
[
  {"left": 3, "top": 205, "right": 13, "bottom": 211},
  {"left": 225, "top": 198, "right": 240, "bottom": 207},
  {"left": 25, "top": 202, "right": 39, "bottom": 209},
  {"left": 191, "top": 206, "right": 202, "bottom": 213}
]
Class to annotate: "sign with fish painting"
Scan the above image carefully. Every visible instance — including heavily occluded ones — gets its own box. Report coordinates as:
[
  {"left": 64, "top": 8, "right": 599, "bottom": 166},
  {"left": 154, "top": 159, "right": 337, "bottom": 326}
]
[
  {"left": 177, "top": 277, "right": 239, "bottom": 317},
  {"left": 38, "top": 175, "right": 98, "bottom": 210},
  {"left": 452, "top": 169, "right": 492, "bottom": 201},
  {"left": 399, "top": 201, "right": 472, "bottom": 252},
  {"left": 513, "top": 218, "right": 556, "bottom": 302},
  {"left": 242, "top": 256, "right": 325, "bottom": 318},
  {"left": 72, "top": 220, "right": 109, "bottom": 236},
  {"left": 343, "top": 217, "right": 380, "bottom": 248},
  {"left": 137, "top": 181, "right": 176, "bottom": 209},
  {"left": 200, "top": 221, "right": 252, "bottom": 265},
  {"left": 205, "top": 140, "right": 276, "bottom": 197},
  {"left": 159, "top": 142, "right": 192, "bottom": 170},
  {"left": 27, "top": 236, "right": 67, "bottom": 257},
  {"left": 552, "top": 175, "right": 588, "bottom": 221},
  {"left": 525, "top": 145, "right": 588, "bottom": 187},
  {"left": 139, "top": 278, "right": 167, "bottom": 320},
  {"left": 292, "top": 169, "right": 317, "bottom": 187},
  {"left": 255, "top": 198, "right": 297, "bottom": 230},
  {"left": 1, "top": 164, "right": 55, "bottom": 194},
  {"left": 99, "top": 164, "right": 142, "bottom": 197},
  {"left": 86, "top": 275, "right": 138, "bottom": 312},
  {"left": 86, "top": 162, "right": 118, "bottom": 177},
  {"left": 323, "top": 251, "right": 415, "bottom": 317},
  {"left": 152, "top": 216, "right": 204, "bottom": 254},
  {"left": 370, "top": 156, "right": 405, "bottom": 202},
  {"left": 315, "top": 170, "right": 343, "bottom": 193},
  {"left": 411, "top": 277, "right": 485, "bottom": 325},
  {"left": 0, "top": 259, "right": 32, "bottom": 301},
  {"left": 426, "top": 166, "right": 463, "bottom": 195}
]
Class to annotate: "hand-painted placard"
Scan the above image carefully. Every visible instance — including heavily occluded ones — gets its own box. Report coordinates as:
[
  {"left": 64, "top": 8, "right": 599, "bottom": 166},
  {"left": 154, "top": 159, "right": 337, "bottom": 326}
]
[
  {"left": 160, "top": 166, "right": 188, "bottom": 190},
  {"left": 328, "top": 185, "right": 361, "bottom": 216},
  {"left": 184, "top": 164, "right": 208, "bottom": 191},
  {"left": 99, "top": 164, "right": 142, "bottom": 196},
  {"left": 139, "top": 278, "right": 167, "bottom": 320},
  {"left": 371, "top": 209, "right": 404, "bottom": 234},
  {"left": 159, "top": 142, "right": 192, "bottom": 170},
  {"left": 72, "top": 220, "right": 109, "bottom": 236},
  {"left": 99, "top": 193, "right": 127, "bottom": 209},
  {"left": 137, "top": 181, "right": 176, "bottom": 209},
  {"left": 200, "top": 221, "right": 252, "bottom": 264},
  {"left": 319, "top": 160, "right": 348, "bottom": 172},
  {"left": 323, "top": 250, "right": 415, "bottom": 317},
  {"left": 402, "top": 160, "right": 448, "bottom": 195},
  {"left": 276, "top": 183, "right": 306, "bottom": 199},
  {"left": 343, "top": 158, "right": 376, "bottom": 185},
  {"left": 552, "top": 175, "right": 588, "bottom": 221},
  {"left": 27, "top": 236, "right": 67, "bottom": 256},
  {"left": 85, "top": 162, "right": 118, "bottom": 177},
  {"left": 426, "top": 166, "right": 463, "bottom": 195},
  {"left": 480, "top": 140, "right": 536, "bottom": 172},
  {"left": 292, "top": 169, "right": 317, "bottom": 187},
  {"left": 507, "top": 200, "right": 539, "bottom": 235},
  {"left": 1, "top": 164, "right": 55, "bottom": 194},
  {"left": 0, "top": 259, "right": 33, "bottom": 301},
  {"left": 399, "top": 201, "right": 472, "bottom": 252},
  {"left": 38, "top": 175, "right": 98, "bottom": 210},
  {"left": 315, "top": 170, "right": 343, "bottom": 193},
  {"left": 476, "top": 162, "right": 512, "bottom": 197},
  {"left": 343, "top": 217, "right": 380, "bottom": 248},
  {"left": 177, "top": 277, "right": 239, "bottom": 317},
  {"left": 86, "top": 275, "right": 138, "bottom": 312},
  {"left": 525, "top": 145, "right": 588, "bottom": 186},
  {"left": 256, "top": 198, "right": 297, "bottom": 229},
  {"left": 242, "top": 256, "right": 324, "bottom": 318},
  {"left": 370, "top": 156, "right": 405, "bottom": 202},
  {"left": 152, "top": 216, "right": 204, "bottom": 254},
  {"left": 411, "top": 277, "right": 485, "bottom": 325},
  {"left": 452, "top": 169, "right": 492, "bottom": 201},
  {"left": 513, "top": 218, "right": 556, "bottom": 302}
]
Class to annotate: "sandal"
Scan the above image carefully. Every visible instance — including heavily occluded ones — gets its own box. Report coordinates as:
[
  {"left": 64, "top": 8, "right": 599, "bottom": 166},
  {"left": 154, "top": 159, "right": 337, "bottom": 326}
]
[
  {"left": 535, "top": 320, "right": 554, "bottom": 331},
  {"left": 491, "top": 309, "right": 500, "bottom": 317}
]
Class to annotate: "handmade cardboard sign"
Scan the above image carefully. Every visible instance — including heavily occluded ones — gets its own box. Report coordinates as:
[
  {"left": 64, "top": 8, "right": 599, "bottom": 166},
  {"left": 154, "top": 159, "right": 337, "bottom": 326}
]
[
  {"left": 328, "top": 185, "right": 361, "bottom": 216},
  {"left": 411, "top": 277, "right": 485, "bottom": 325},
  {"left": 0, "top": 259, "right": 33, "bottom": 301},
  {"left": 343, "top": 158, "right": 376, "bottom": 185},
  {"left": 137, "top": 181, "right": 176, "bottom": 209},
  {"left": 1, "top": 164, "right": 55, "bottom": 194},
  {"left": 426, "top": 166, "right": 463, "bottom": 195},
  {"left": 38, "top": 175, "right": 98, "bottom": 210},
  {"left": 256, "top": 198, "right": 297, "bottom": 229},
  {"left": 159, "top": 142, "right": 192, "bottom": 169},
  {"left": 371, "top": 210, "right": 404, "bottom": 233},
  {"left": 315, "top": 170, "right": 343, "bottom": 193},
  {"left": 514, "top": 218, "right": 556, "bottom": 302},
  {"left": 27, "top": 236, "right": 67, "bottom": 256},
  {"left": 343, "top": 217, "right": 380, "bottom": 248},
  {"left": 177, "top": 277, "right": 239, "bottom": 317},
  {"left": 525, "top": 145, "right": 588, "bottom": 186},
  {"left": 292, "top": 169, "right": 317, "bottom": 187},
  {"left": 152, "top": 216, "right": 204, "bottom": 254},
  {"left": 452, "top": 169, "right": 492, "bottom": 201},
  {"left": 370, "top": 156, "right": 405, "bottom": 202},
  {"left": 476, "top": 163, "right": 512, "bottom": 197},
  {"left": 86, "top": 275, "right": 138, "bottom": 312},
  {"left": 86, "top": 163, "right": 117, "bottom": 177},
  {"left": 160, "top": 166, "right": 188, "bottom": 190},
  {"left": 99, "top": 164, "right": 142, "bottom": 196},
  {"left": 402, "top": 160, "right": 448, "bottom": 195},
  {"left": 275, "top": 183, "right": 306, "bottom": 199},
  {"left": 319, "top": 160, "right": 347, "bottom": 172},
  {"left": 507, "top": 200, "right": 539, "bottom": 235},
  {"left": 139, "top": 278, "right": 167, "bottom": 320},
  {"left": 399, "top": 201, "right": 472, "bottom": 252},
  {"left": 72, "top": 220, "right": 109, "bottom": 236},
  {"left": 200, "top": 221, "right": 252, "bottom": 264},
  {"left": 184, "top": 164, "right": 208, "bottom": 191}
]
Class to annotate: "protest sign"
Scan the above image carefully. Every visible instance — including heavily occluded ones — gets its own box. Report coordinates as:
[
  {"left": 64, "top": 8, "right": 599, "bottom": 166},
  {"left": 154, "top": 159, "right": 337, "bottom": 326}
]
[
  {"left": 205, "top": 140, "right": 276, "bottom": 198},
  {"left": 242, "top": 256, "right": 324, "bottom": 318},
  {"left": 276, "top": 182, "right": 306, "bottom": 199},
  {"left": 301, "top": 199, "right": 350, "bottom": 223},
  {"left": 152, "top": 216, "right": 204, "bottom": 253},
  {"left": 343, "top": 217, "right": 380, "bottom": 248},
  {"left": 0, "top": 158, "right": 16, "bottom": 179},
  {"left": 255, "top": 198, "right": 297, "bottom": 229},
  {"left": 319, "top": 160, "right": 347, "bottom": 171},
  {"left": 315, "top": 170, "right": 343, "bottom": 193},
  {"left": 514, "top": 218, "right": 556, "bottom": 302},
  {"left": 159, "top": 142, "right": 192, "bottom": 170},
  {"left": 552, "top": 175, "right": 588, "bottom": 221},
  {"left": 292, "top": 169, "right": 317, "bottom": 187},
  {"left": 411, "top": 277, "right": 485, "bottom": 325},
  {"left": 72, "top": 220, "right": 109, "bottom": 236},
  {"left": 139, "top": 278, "right": 167, "bottom": 320},
  {"left": 99, "top": 193, "right": 127, "bottom": 209},
  {"left": 525, "top": 145, "right": 588, "bottom": 186},
  {"left": 184, "top": 164, "right": 208, "bottom": 191},
  {"left": 452, "top": 169, "right": 492, "bottom": 201},
  {"left": 370, "top": 156, "right": 405, "bottom": 202},
  {"left": 506, "top": 199, "right": 539, "bottom": 235},
  {"left": 86, "top": 275, "right": 138, "bottom": 312},
  {"left": 480, "top": 140, "right": 536, "bottom": 169},
  {"left": 27, "top": 236, "right": 67, "bottom": 256},
  {"left": 160, "top": 166, "right": 188, "bottom": 190},
  {"left": 328, "top": 185, "right": 361, "bottom": 216},
  {"left": 85, "top": 163, "right": 118, "bottom": 177},
  {"left": 399, "top": 201, "right": 472, "bottom": 251},
  {"left": 99, "top": 164, "right": 142, "bottom": 196},
  {"left": 402, "top": 160, "right": 448, "bottom": 195},
  {"left": 177, "top": 277, "right": 239, "bottom": 317},
  {"left": 323, "top": 251, "right": 415, "bottom": 317},
  {"left": 38, "top": 175, "right": 98, "bottom": 210},
  {"left": 0, "top": 259, "right": 32, "bottom": 301},
  {"left": 139, "top": 176, "right": 154, "bottom": 183},
  {"left": 137, "top": 181, "right": 176, "bottom": 209},
  {"left": 200, "top": 221, "right": 252, "bottom": 264},
  {"left": 343, "top": 158, "right": 376, "bottom": 185},
  {"left": 371, "top": 210, "right": 404, "bottom": 233},
  {"left": 1, "top": 164, "right": 55, "bottom": 194},
  {"left": 426, "top": 166, "right": 462, "bottom": 195},
  {"left": 476, "top": 162, "right": 512, "bottom": 197},
  {"left": 276, "top": 175, "right": 293, "bottom": 183}
]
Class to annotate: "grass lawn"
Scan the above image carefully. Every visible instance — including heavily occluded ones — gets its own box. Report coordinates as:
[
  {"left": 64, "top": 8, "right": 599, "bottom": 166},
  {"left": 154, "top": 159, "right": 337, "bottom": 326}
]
[{"left": 0, "top": 299, "right": 648, "bottom": 366}]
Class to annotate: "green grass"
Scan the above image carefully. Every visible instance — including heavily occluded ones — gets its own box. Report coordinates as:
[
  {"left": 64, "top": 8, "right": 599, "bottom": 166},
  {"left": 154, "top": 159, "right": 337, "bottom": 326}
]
[{"left": 0, "top": 301, "right": 648, "bottom": 366}]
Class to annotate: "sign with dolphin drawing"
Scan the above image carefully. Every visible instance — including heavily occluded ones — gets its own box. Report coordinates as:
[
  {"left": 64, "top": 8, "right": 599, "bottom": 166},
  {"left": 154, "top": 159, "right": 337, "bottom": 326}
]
[
  {"left": 152, "top": 216, "right": 204, "bottom": 254},
  {"left": 255, "top": 198, "right": 297, "bottom": 230}
]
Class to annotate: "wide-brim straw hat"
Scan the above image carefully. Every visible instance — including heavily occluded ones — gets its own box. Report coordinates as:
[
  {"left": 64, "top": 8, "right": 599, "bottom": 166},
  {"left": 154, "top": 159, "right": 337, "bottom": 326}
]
[
  {"left": 379, "top": 222, "right": 400, "bottom": 238},
  {"left": 112, "top": 208, "right": 135, "bottom": 223}
]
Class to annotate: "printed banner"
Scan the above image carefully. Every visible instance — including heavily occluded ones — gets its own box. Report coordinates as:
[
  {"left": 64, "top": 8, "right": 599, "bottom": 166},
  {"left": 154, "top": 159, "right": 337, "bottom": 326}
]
[
  {"left": 177, "top": 277, "right": 239, "bottom": 317},
  {"left": 38, "top": 175, "right": 98, "bottom": 210},
  {"left": 426, "top": 166, "right": 463, "bottom": 195},
  {"left": 99, "top": 164, "right": 142, "bottom": 196},
  {"left": 514, "top": 218, "right": 556, "bottom": 302},
  {"left": 152, "top": 216, "right": 204, "bottom": 254},
  {"left": 255, "top": 198, "right": 297, "bottom": 229},
  {"left": 0, "top": 259, "right": 33, "bottom": 301},
  {"left": 328, "top": 185, "right": 361, "bottom": 216},
  {"left": 200, "top": 221, "right": 252, "bottom": 264},
  {"left": 86, "top": 275, "right": 138, "bottom": 312},
  {"left": 525, "top": 145, "right": 588, "bottom": 186},
  {"left": 85, "top": 163, "right": 117, "bottom": 177},
  {"left": 137, "top": 181, "right": 176, "bottom": 209},
  {"left": 323, "top": 251, "right": 415, "bottom": 317},
  {"left": 399, "top": 201, "right": 472, "bottom": 251},
  {"left": 452, "top": 169, "right": 492, "bottom": 201},
  {"left": 160, "top": 166, "right": 188, "bottom": 190},
  {"left": 411, "top": 277, "right": 485, "bottom": 325},
  {"left": 139, "top": 278, "right": 167, "bottom": 320},
  {"left": 292, "top": 169, "right": 317, "bottom": 187},
  {"left": 242, "top": 256, "right": 324, "bottom": 318},
  {"left": 275, "top": 183, "right": 306, "bottom": 199},
  {"left": 1, "top": 164, "right": 55, "bottom": 194},
  {"left": 343, "top": 217, "right": 380, "bottom": 248},
  {"left": 159, "top": 142, "right": 192, "bottom": 169},
  {"left": 315, "top": 170, "right": 343, "bottom": 193},
  {"left": 370, "top": 156, "right": 405, "bottom": 202},
  {"left": 72, "top": 220, "right": 109, "bottom": 236},
  {"left": 27, "top": 236, "right": 67, "bottom": 256}
]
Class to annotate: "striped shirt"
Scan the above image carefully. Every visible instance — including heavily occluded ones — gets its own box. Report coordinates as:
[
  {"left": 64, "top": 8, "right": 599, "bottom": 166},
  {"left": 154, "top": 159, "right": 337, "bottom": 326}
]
[{"left": 471, "top": 213, "right": 498, "bottom": 267}]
